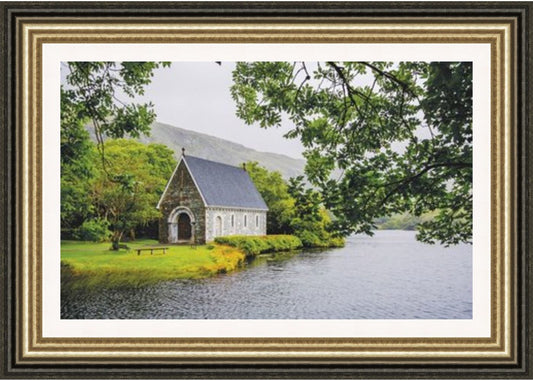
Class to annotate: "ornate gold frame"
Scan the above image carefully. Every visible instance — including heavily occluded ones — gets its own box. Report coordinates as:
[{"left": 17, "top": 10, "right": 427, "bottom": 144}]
[{"left": 6, "top": 7, "right": 525, "bottom": 377}]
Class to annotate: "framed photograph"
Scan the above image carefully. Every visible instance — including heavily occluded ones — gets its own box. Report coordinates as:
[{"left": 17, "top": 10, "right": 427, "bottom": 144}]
[{"left": 1, "top": 1, "right": 531, "bottom": 378}]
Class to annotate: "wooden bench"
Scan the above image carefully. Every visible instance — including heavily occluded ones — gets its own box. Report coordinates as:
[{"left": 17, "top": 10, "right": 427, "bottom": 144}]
[{"left": 137, "top": 247, "right": 168, "bottom": 256}]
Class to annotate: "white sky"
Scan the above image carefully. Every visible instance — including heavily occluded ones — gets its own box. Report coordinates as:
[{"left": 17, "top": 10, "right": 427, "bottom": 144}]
[{"left": 124, "top": 62, "right": 305, "bottom": 159}]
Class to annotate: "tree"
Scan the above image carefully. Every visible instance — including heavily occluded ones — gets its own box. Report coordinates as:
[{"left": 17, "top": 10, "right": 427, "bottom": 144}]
[
  {"left": 61, "top": 61, "right": 171, "bottom": 246},
  {"left": 60, "top": 89, "right": 96, "bottom": 237},
  {"left": 231, "top": 62, "right": 472, "bottom": 245},
  {"left": 246, "top": 162, "right": 344, "bottom": 248},
  {"left": 91, "top": 139, "right": 176, "bottom": 250},
  {"left": 61, "top": 61, "right": 170, "bottom": 174},
  {"left": 245, "top": 162, "right": 295, "bottom": 234},
  {"left": 287, "top": 176, "right": 344, "bottom": 248}
]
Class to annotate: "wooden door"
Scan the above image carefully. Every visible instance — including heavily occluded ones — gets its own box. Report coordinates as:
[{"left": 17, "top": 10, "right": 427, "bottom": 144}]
[{"left": 177, "top": 213, "right": 191, "bottom": 240}]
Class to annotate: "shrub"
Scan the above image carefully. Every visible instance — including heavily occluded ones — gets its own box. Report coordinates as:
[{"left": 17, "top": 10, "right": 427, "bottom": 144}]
[
  {"left": 297, "top": 230, "right": 323, "bottom": 247},
  {"left": 328, "top": 236, "right": 345, "bottom": 248},
  {"left": 296, "top": 229, "right": 345, "bottom": 248},
  {"left": 74, "top": 218, "right": 112, "bottom": 242},
  {"left": 214, "top": 235, "right": 302, "bottom": 256}
]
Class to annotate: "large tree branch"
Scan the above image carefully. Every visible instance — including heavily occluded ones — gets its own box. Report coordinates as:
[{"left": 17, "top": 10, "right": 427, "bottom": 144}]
[
  {"left": 326, "top": 62, "right": 372, "bottom": 135},
  {"left": 326, "top": 62, "right": 371, "bottom": 103},
  {"left": 358, "top": 161, "right": 471, "bottom": 213},
  {"left": 360, "top": 62, "right": 416, "bottom": 96},
  {"left": 326, "top": 62, "right": 392, "bottom": 135},
  {"left": 378, "top": 161, "right": 472, "bottom": 207}
]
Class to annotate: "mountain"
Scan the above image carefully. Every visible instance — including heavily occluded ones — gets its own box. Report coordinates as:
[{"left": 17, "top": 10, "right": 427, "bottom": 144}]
[{"left": 117, "top": 122, "right": 306, "bottom": 179}]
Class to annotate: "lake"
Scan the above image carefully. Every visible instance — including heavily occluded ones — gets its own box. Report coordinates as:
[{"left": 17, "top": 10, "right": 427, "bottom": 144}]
[{"left": 61, "top": 230, "right": 472, "bottom": 319}]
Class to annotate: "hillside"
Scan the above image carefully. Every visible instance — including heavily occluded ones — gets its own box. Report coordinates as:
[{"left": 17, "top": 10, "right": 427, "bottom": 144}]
[{"left": 130, "top": 122, "right": 306, "bottom": 179}]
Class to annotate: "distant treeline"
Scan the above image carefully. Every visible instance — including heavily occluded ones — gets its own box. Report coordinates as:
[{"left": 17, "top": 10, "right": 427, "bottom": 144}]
[{"left": 374, "top": 211, "right": 438, "bottom": 231}]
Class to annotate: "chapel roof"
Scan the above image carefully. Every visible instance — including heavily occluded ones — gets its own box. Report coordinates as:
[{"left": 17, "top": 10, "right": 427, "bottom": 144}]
[{"left": 181, "top": 155, "right": 268, "bottom": 210}]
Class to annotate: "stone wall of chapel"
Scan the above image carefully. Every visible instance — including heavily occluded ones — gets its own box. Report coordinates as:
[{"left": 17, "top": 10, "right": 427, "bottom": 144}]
[
  {"left": 158, "top": 160, "right": 206, "bottom": 244},
  {"left": 205, "top": 207, "right": 267, "bottom": 242}
]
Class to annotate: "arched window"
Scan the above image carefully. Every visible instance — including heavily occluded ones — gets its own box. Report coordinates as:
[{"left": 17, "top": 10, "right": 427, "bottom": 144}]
[
  {"left": 231, "top": 214, "right": 235, "bottom": 228},
  {"left": 215, "top": 215, "right": 223, "bottom": 237},
  {"left": 244, "top": 214, "right": 247, "bottom": 227},
  {"left": 255, "top": 214, "right": 259, "bottom": 228}
]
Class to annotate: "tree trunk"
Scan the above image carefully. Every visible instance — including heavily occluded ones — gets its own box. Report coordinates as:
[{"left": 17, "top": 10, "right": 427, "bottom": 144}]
[{"left": 110, "top": 230, "right": 123, "bottom": 251}]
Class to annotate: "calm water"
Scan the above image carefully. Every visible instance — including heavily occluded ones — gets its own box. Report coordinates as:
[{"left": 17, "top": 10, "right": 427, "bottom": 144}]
[{"left": 61, "top": 230, "right": 472, "bottom": 319}]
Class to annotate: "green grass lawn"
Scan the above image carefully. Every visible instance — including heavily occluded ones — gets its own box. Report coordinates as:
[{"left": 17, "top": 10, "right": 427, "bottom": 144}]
[{"left": 61, "top": 240, "right": 246, "bottom": 289}]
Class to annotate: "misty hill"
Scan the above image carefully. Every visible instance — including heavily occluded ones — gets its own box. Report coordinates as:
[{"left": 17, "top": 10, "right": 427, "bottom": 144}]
[{"left": 94, "top": 121, "right": 307, "bottom": 179}]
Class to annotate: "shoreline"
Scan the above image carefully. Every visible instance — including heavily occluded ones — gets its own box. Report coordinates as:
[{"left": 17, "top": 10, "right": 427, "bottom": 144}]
[
  {"left": 61, "top": 240, "right": 246, "bottom": 290},
  {"left": 61, "top": 235, "right": 344, "bottom": 289}
]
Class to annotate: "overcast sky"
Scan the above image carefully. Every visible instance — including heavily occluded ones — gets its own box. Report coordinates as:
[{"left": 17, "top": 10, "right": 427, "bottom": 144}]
[
  {"left": 61, "top": 62, "right": 424, "bottom": 160},
  {"left": 107, "top": 62, "right": 305, "bottom": 159}
]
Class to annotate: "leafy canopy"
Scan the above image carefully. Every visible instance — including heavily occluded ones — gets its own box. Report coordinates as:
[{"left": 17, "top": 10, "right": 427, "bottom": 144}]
[
  {"left": 60, "top": 89, "right": 97, "bottom": 235},
  {"left": 244, "top": 162, "right": 295, "bottom": 234},
  {"left": 60, "top": 61, "right": 171, "bottom": 246},
  {"left": 91, "top": 139, "right": 176, "bottom": 247},
  {"left": 246, "top": 162, "right": 344, "bottom": 248},
  {"left": 61, "top": 61, "right": 170, "bottom": 173},
  {"left": 231, "top": 62, "right": 472, "bottom": 246}
]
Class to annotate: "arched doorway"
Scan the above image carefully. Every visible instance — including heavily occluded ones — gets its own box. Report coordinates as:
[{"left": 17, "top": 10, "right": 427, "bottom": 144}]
[
  {"left": 215, "top": 216, "right": 223, "bottom": 237},
  {"left": 168, "top": 206, "right": 195, "bottom": 243},
  {"left": 177, "top": 213, "right": 192, "bottom": 241}
]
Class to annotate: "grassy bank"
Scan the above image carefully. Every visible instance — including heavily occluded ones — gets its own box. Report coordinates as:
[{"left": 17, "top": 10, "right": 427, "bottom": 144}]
[
  {"left": 61, "top": 234, "right": 339, "bottom": 289},
  {"left": 61, "top": 240, "right": 245, "bottom": 289}
]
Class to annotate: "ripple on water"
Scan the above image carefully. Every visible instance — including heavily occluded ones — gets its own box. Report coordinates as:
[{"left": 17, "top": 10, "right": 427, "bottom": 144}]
[{"left": 61, "top": 230, "right": 472, "bottom": 319}]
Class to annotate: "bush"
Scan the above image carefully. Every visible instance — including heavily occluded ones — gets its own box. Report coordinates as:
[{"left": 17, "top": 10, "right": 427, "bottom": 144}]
[
  {"left": 214, "top": 235, "right": 302, "bottom": 256},
  {"left": 74, "top": 218, "right": 112, "bottom": 242},
  {"left": 295, "top": 228, "right": 345, "bottom": 248},
  {"left": 328, "top": 236, "right": 345, "bottom": 248},
  {"left": 297, "top": 230, "right": 323, "bottom": 247}
]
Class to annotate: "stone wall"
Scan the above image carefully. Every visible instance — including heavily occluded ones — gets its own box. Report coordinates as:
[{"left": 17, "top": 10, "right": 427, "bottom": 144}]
[
  {"left": 205, "top": 207, "right": 267, "bottom": 242},
  {"left": 158, "top": 159, "right": 206, "bottom": 244}
]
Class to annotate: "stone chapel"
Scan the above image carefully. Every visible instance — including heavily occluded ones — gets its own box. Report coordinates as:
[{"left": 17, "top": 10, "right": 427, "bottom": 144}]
[{"left": 157, "top": 150, "right": 268, "bottom": 244}]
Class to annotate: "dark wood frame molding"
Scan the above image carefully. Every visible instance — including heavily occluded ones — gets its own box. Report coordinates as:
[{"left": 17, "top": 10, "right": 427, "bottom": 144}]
[{"left": 1, "top": 1, "right": 531, "bottom": 378}]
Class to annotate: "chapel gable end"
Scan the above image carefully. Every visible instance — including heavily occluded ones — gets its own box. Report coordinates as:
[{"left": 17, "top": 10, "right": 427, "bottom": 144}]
[
  {"left": 158, "top": 157, "right": 207, "bottom": 245},
  {"left": 159, "top": 160, "right": 205, "bottom": 213}
]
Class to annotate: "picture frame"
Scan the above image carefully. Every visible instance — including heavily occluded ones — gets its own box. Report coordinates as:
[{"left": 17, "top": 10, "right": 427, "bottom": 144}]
[{"left": 1, "top": 1, "right": 531, "bottom": 378}]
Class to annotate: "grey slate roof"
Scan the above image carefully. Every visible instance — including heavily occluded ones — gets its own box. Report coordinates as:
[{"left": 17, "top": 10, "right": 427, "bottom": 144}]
[{"left": 184, "top": 155, "right": 268, "bottom": 210}]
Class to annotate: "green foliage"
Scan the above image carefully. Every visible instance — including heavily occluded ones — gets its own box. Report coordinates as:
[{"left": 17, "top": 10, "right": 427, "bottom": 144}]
[
  {"left": 231, "top": 62, "right": 472, "bottom": 245},
  {"left": 214, "top": 235, "right": 303, "bottom": 256},
  {"left": 246, "top": 162, "right": 344, "bottom": 248},
  {"left": 296, "top": 228, "right": 344, "bottom": 248},
  {"left": 61, "top": 61, "right": 172, "bottom": 246},
  {"left": 288, "top": 176, "right": 345, "bottom": 248},
  {"left": 62, "top": 62, "right": 170, "bottom": 157},
  {"left": 245, "top": 162, "right": 295, "bottom": 234},
  {"left": 375, "top": 211, "right": 438, "bottom": 231},
  {"left": 91, "top": 139, "right": 176, "bottom": 247},
  {"left": 60, "top": 90, "right": 97, "bottom": 237},
  {"left": 74, "top": 218, "right": 112, "bottom": 242}
]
